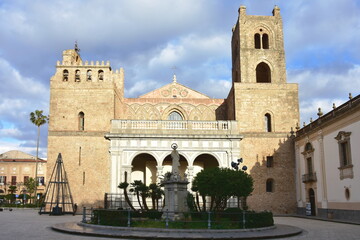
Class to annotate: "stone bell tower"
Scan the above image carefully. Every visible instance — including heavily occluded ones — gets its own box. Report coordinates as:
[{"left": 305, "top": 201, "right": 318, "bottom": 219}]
[
  {"left": 231, "top": 5, "right": 286, "bottom": 84},
  {"left": 227, "top": 6, "right": 299, "bottom": 214},
  {"left": 47, "top": 44, "right": 125, "bottom": 208}
]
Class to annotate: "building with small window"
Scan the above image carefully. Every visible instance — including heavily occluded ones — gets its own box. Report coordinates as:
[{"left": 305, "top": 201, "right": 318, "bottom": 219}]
[
  {"left": 0, "top": 150, "right": 47, "bottom": 198},
  {"left": 47, "top": 6, "right": 299, "bottom": 214},
  {"left": 295, "top": 94, "right": 360, "bottom": 221}
]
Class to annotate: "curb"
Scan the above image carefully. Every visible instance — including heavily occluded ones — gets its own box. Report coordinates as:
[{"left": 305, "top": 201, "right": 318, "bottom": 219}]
[{"left": 52, "top": 222, "right": 303, "bottom": 239}]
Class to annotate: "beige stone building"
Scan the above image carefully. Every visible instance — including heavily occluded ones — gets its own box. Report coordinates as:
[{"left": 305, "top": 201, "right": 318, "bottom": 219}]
[
  {"left": 0, "top": 150, "right": 46, "bottom": 198},
  {"left": 295, "top": 94, "right": 360, "bottom": 221},
  {"left": 47, "top": 6, "right": 299, "bottom": 213}
]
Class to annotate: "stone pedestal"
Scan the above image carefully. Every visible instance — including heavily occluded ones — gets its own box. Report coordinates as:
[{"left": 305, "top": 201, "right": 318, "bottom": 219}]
[{"left": 162, "top": 176, "right": 189, "bottom": 221}]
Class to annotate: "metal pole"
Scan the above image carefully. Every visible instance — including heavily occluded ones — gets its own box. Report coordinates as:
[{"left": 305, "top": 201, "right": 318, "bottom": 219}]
[
  {"left": 34, "top": 126, "right": 40, "bottom": 206},
  {"left": 127, "top": 209, "right": 131, "bottom": 227},
  {"left": 208, "top": 211, "right": 211, "bottom": 229},
  {"left": 243, "top": 211, "right": 246, "bottom": 229},
  {"left": 165, "top": 210, "right": 169, "bottom": 228},
  {"left": 82, "top": 207, "right": 86, "bottom": 223}
]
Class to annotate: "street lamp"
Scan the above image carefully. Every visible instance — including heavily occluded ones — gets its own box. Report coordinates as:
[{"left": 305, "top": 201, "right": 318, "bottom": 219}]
[{"left": 231, "top": 158, "right": 247, "bottom": 171}]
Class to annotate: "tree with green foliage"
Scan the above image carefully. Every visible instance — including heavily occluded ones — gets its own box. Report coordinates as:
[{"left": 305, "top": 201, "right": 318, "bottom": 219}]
[
  {"left": 118, "top": 182, "right": 136, "bottom": 211},
  {"left": 23, "top": 177, "right": 37, "bottom": 204},
  {"left": 149, "top": 183, "right": 163, "bottom": 210},
  {"left": 29, "top": 110, "right": 48, "bottom": 204},
  {"left": 192, "top": 167, "right": 253, "bottom": 211},
  {"left": 138, "top": 182, "right": 150, "bottom": 211},
  {"left": 7, "top": 185, "right": 17, "bottom": 203},
  {"left": 18, "top": 194, "right": 30, "bottom": 204},
  {"left": 8, "top": 185, "right": 17, "bottom": 194},
  {"left": 129, "top": 180, "right": 146, "bottom": 210}
]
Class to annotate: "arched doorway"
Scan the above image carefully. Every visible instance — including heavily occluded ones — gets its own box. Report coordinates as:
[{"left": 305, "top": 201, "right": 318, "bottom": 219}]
[
  {"left": 131, "top": 153, "right": 157, "bottom": 185},
  {"left": 193, "top": 154, "right": 219, "bottom": 178},
  {"left": 309, "top": 188, "right": 316, "bottom": 216},
  {"left": 162, "top": 154, "right": 188, "bottom": 178}
]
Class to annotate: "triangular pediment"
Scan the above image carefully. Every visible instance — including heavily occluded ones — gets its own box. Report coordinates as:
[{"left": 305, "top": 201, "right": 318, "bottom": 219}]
[{"left": 140, "top": 76, "right": 210, "bottom": 99}]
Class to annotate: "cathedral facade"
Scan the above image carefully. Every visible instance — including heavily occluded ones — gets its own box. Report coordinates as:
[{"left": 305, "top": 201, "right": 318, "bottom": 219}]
[{"left": 47, "top": 6, "right": 299, "bottom": 214}]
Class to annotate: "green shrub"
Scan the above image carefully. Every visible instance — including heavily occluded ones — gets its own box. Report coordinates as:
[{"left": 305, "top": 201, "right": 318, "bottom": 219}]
[
  {"left": 90, "top": 209, "right": 273, "bottom": 229},
  {"left": 144, "top": 209, "right": 162, "bottom": 219},
  {"left": 92, "top": 209, "right": 128, "bottom": 226},
  {"left": 245, "top": 211, "right": 273, "bottom": 228}
]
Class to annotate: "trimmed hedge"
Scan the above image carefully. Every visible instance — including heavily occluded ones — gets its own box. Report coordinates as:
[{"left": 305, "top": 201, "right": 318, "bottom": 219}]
[
  {"left": 90, "top": 209, "right": 273, "bottom": 229},
  {"left": 91, "top": 209, "right": 163, "bottom": 226}
]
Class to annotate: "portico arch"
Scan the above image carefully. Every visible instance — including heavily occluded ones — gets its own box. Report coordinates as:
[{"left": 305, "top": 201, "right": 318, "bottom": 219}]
[
  {"left": 131, "top": 153, "right": 158, "bottom": 185},
  {"left": 193, "top": 153, "right": 219, "bottom": 178}
]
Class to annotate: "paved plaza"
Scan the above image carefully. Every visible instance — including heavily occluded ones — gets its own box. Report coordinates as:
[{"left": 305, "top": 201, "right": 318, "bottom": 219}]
[{"left": 0, "top": 208, "right": 359, "bottom": 239}]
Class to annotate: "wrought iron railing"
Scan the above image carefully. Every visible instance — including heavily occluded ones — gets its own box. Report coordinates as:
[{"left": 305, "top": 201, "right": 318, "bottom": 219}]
[{"left": 302, "top": 172, "right": 317, "bottom": 183}]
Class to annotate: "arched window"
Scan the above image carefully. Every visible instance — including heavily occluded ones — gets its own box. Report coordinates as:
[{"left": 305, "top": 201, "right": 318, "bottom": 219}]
[
  {"left": 264, "top": 113, "right": 272, "bottom": 132},
  {"left": 87, "top": 70, "right": 92, "bottom": 81},
  {"left": 98, "top": 70, "right": 104, "bottom": 81},
  {"left": 266, "top": 179, "right": 274, "bottom": 192},
  {"left": 256, "top": 62, "right": 271, "bottom": 83},
  {"left": 75, "top": 69, "right": 80, "bottom": 82},
  {"left": 168, "top": 111, "right": 183, "bottom": 121},
  {"left": 63, "top": 69, "right": 69, "bottom": 81},
  {"left": 78, "top": 112, "right": 85, "bottom": 131},
  {"left": 262, "top": 34, "right": 269, "bottom": 49},
  {"left": 254, "top": 33, "right": 261, "bottom": 49}
]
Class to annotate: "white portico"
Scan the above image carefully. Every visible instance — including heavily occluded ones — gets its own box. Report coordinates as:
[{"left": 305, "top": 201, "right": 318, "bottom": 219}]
[{"left": 106, "top": 119, "right": 242, "bottom": 193}]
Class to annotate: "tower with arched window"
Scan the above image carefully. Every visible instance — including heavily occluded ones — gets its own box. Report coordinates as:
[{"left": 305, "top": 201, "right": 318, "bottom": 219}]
[{"left": 227, "top": 6, "right": 300, "bottom": 213}]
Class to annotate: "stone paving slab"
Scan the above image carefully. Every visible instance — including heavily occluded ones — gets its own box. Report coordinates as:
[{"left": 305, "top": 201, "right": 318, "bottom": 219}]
[{"left": 52, "top": 222, "right": 303, "bottom": 239}]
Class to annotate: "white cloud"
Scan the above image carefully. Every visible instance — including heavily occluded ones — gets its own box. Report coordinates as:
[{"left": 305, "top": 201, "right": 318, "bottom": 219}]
[
  {"left": 126, "top": 80, "right": 161, "bottom": 98},
  {"left": 148, "top": 34, "right": 229, "bottom": 68},
  {"left": 289, "top": 64, "right": 360, "bottom": 124},
  {"left": 0, "top": 0, "right": 360, "bottom": 158},
  {"left": 0, "top": 58, "right": 48, "bottom": 99},
  {"left": 198, "top": 79, "right": 231, "bottom": 99},
  {"left": 0, "top": 128, "right": 22, "bottom": 138}
]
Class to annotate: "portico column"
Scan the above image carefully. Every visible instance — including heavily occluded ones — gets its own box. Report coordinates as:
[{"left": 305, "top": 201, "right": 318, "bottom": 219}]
[
  {"left": 318, "top": 132, "right": 328, "bottom": 208},
  {"left": 186, "top": 166, "right": 194, "bottom": 190},
  {"left": 156, "top": 166, "right": 164, "bottom": 183},
  {"left": 121, "top": 165, "right": 132, "bottom": 183}
]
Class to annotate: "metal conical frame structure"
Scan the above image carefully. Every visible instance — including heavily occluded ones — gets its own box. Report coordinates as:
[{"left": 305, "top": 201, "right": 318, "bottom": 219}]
[{"left": 39, "top": 153, "right": 75, "bottom": 215}]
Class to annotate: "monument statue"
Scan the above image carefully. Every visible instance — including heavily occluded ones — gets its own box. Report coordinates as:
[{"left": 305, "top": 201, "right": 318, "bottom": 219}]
[
  {"left": 162, "top": 143, "right": 189, "bottom": 220},
  {"left": 171, "top": 143, "right": 180, "bottom": 175}
]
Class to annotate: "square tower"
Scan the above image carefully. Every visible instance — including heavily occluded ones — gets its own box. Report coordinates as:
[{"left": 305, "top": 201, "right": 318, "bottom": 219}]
[{"left": 227, "top": 6, "right": 299, "bottom": 213}]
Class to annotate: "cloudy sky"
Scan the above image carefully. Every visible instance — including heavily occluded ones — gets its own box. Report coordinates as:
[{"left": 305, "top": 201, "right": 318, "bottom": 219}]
[{"left": 0, "top": 0, "right": 359, "bottom": 159}]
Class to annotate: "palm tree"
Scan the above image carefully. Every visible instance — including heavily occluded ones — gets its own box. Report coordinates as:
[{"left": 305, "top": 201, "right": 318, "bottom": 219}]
[
  {"left": 138, "top": 183, "right": 150, "bottom": 211},
  {"left": 149, "top": 183, "right": 163, "bottom": 210},
  {"left": 8, "top": 185, "right": 17, "bottom": 203},
  {"left": 30, "top": 110, "right": 48, "bottom": 204},
  {"left": 129, "top": 180, "right": 144, "bottom": 210},
  {"left": 118, "top": 182, "right": 136, "bottom": 211}
]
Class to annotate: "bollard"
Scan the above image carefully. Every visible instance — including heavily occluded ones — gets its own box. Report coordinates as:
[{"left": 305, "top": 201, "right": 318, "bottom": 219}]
[
  {"left": 82, "top": 207, "right": 86, "bottom": 223},
  {"left": 207, "top": 211, "right": 211, "bottom": 229},
  {"left": 165, "top": 210, "right": 169, "bottom": 228},
  {"left": 127, "top": 209, "right": 131, "bottom": 227}
]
